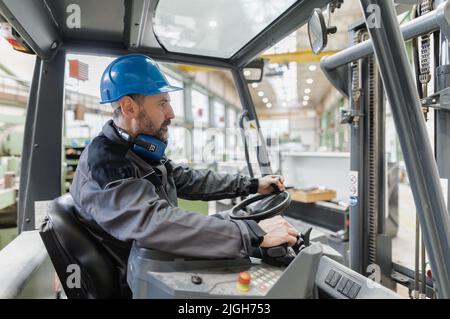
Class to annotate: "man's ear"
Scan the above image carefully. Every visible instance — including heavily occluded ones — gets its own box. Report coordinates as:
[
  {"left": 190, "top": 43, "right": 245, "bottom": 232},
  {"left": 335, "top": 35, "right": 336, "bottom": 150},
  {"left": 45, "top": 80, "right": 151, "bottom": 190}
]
[{"left": 119, "top": 96, "right": 139, "bottom": 119}]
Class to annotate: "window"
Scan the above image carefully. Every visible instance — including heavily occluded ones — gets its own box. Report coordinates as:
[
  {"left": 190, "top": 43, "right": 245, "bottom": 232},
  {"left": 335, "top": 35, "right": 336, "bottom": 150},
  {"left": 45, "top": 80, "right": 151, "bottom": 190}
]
[
  {"left": 165, "top": 75, "right": 184, "bottom": 119},
  {"left": 166, "top": 126, "right": 189, "bottom": 162},
  {"left": 228, "top": 107, "right": 237, "bottom": 128},
  {"left": 226, "top": 107, "right": 239, "bottom": 161},
  {"left": 154, "top": 0, "right": 297, "bottom": 58},
  {"left": 214, "top": 100, "right": 225, "bottom": 128},
  {"left": 192, "top": 89, "right": 209, "bottom": 124}
]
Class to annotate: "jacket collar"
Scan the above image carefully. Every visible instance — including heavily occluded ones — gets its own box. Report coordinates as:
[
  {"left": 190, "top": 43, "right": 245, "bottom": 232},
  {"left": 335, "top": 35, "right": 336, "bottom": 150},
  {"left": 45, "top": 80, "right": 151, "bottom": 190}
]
[{"left": 102, "top": 120, "right": 132, "bottom": 148}]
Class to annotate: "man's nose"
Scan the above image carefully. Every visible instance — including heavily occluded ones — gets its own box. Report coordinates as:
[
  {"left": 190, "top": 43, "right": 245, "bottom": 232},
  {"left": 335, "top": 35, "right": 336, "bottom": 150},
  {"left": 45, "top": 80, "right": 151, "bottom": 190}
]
[{"left": 166, "top": 103, "right": 175, "bottom": 120}]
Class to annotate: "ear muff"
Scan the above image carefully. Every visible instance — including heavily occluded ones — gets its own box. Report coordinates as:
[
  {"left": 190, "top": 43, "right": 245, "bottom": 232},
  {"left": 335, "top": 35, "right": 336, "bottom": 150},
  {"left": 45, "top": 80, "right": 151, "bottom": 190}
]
[
  {"left": 132, "top": 134, "right": 167, "bottom": 162},
  {"left": 113, "top": 124, "right": 167, "bottom": 162}
]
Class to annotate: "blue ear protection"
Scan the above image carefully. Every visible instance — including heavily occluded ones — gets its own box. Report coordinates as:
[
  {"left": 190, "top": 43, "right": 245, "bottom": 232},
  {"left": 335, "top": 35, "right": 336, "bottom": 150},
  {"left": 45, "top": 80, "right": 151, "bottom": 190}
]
[
  {"left": 114, "top": 124, "right": 167, "bottom": 162},
  {"left": 132, "top": 134, "right": 167, "bottom": 162}
]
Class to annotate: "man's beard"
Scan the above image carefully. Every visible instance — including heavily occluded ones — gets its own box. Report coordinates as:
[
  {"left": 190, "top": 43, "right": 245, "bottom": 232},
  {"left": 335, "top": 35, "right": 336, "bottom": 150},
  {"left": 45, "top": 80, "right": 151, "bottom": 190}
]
[{"left": 137, "top": 110, "right": 170, "bottom": 142}]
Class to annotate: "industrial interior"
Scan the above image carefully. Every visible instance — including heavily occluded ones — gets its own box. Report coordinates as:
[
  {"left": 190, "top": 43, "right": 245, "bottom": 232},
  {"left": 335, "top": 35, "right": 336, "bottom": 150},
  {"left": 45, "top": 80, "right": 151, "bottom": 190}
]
[{"left": 0, "top": 0, "right": 450, "bottom": 300}]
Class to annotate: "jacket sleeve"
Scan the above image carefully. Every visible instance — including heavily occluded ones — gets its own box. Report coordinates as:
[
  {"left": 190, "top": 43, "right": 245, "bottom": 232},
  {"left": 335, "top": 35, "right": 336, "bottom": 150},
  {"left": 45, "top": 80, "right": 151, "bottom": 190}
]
[
  {"left": 77, "top": 176, "right": 258, "bottom": 259},
  {"left": 170, "top": 160, "right": 259, "bottom": 201}
]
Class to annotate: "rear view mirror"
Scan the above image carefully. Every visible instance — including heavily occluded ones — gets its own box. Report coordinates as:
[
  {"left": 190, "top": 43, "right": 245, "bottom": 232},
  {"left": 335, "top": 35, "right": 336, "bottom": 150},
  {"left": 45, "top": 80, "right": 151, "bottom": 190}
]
[
  {"left": 243, "top": 58, "right": 266, "bottom": 83},
  {"left": 308, "top": 9, "right": 328, "bottom": 55}
]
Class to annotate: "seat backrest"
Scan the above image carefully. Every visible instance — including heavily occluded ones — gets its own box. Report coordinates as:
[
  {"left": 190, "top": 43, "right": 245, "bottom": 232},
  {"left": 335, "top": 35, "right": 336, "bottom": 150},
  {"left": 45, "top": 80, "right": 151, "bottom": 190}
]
[{"left": 39, "top": 194, "right": 121, "bottom": 298}]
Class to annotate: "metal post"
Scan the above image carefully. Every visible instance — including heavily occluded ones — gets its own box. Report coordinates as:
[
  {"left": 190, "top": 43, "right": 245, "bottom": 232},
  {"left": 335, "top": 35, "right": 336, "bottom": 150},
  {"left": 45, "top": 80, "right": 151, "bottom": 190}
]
[
  {"left": 348, "top": 27, "right": 366, "bottom": 274},
  {"left": 18, "top": 50, "right": 66, "bottom": 232},
  {"left": 231, "top": 68, "right": 273, "bottom": 176},
  {"left": 359, "top": 0, "right": 450, "bottom": 298},
  {"left": 17, "top": 57, "right": 41, "bottom": 233},
  {"left": 376, "top": 74, "right": 386, "bottom": 236}
]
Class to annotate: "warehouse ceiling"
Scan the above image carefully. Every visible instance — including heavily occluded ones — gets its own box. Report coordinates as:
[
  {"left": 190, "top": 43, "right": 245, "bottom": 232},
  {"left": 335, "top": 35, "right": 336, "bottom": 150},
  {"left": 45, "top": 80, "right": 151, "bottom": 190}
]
[{"left": 250, "top": 1, "right": 363, "bottom": 117}]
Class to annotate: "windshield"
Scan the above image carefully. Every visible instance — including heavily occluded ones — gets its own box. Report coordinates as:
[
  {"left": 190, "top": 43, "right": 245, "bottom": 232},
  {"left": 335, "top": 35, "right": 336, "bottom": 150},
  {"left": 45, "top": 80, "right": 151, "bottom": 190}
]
[{"left": 153, "top": 0, "right": 297, "bottom": 58}]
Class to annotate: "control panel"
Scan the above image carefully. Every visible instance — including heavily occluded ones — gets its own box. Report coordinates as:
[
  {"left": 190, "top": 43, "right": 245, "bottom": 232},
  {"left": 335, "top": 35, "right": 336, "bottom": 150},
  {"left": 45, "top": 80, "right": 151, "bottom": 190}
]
[
  {"left": 324, "top": 269, "right": 361, "bottom": 299},
  {"left": 316, "top": 257, "right": 401, "bottom": 299},
  {"left": 128, "top": 242, "right": 323, "bottom": 299},
  {"left": 147, "top": 263, "right": 284, "bottom": 298}
]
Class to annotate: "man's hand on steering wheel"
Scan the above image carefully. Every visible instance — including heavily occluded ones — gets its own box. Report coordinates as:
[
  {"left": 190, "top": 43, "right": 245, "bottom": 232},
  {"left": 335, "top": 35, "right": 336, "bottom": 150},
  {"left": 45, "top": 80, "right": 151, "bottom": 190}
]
[
  {"left": 258, "top": 215, "right": 299, "bottom": 248},
  {"left": 258, "top": 175, "right": 286, "bottom": 194}
]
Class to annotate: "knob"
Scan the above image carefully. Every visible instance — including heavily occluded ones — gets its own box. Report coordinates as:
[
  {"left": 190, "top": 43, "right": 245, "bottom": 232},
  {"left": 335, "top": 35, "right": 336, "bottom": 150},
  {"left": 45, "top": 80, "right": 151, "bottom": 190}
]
[{"left": 237, "top": 272, "right": 251, "bottom": 292}]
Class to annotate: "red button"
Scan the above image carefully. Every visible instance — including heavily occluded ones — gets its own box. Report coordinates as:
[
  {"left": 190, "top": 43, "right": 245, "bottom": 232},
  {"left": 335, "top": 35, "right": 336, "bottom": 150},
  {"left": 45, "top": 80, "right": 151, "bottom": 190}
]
[{"left": 238, "top": 272, "right": 251, "bottom": 285}]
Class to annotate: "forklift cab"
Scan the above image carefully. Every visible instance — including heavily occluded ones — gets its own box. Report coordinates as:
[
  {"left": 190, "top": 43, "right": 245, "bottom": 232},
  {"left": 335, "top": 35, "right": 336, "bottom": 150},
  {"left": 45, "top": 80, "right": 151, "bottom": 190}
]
[{"left": 2, "top": 0, "right": 450, "bottom": 299}]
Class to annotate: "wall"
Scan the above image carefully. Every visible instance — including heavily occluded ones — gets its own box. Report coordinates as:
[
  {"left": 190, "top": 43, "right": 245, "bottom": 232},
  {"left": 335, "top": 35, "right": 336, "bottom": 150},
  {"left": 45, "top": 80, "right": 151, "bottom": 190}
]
[
  {"left": 190, "top": 71, "right": 241, "bottom": 108},
  {"left": 288, "top": 116, "right": 317, "bottom": 150}
]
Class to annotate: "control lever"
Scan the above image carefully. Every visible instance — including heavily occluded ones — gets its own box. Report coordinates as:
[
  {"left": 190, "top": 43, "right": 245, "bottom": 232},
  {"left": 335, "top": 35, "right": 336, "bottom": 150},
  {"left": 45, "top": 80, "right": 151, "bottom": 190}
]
[
  {"left": 261, "top": 227, "right": 312, "bottom": 267},
  {"left": 271, "top": 182, "right": 281, "bottom": 193},
  {"left": 292, "top": 227, "right": 312, "bottom": 252}
]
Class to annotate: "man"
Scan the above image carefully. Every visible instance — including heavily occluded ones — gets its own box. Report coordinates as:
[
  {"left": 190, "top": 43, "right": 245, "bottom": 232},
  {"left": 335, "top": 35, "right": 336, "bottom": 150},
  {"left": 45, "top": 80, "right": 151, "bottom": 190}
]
[{"left": 70, "top": 54, "right": 299, "bottom": 297}]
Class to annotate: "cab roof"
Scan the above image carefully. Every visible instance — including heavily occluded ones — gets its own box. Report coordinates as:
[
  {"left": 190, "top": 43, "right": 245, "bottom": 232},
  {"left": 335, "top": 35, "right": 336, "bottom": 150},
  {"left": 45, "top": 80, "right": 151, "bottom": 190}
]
[{"left": 0, "top": 0, "right": 330, "bottom": 67}]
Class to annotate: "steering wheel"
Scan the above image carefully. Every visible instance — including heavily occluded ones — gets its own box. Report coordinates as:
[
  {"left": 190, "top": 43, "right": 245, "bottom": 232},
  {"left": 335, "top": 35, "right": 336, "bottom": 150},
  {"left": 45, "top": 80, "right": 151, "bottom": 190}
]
[{"left": 229, "top": 191, "right": 291, "bottom": 222}]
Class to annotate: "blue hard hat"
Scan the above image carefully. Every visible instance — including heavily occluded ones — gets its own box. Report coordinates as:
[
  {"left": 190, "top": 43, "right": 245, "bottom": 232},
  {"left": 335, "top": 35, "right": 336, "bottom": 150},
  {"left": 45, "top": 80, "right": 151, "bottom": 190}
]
[{"left": 100, "top": 53, "right": 183, "bottom": 104}]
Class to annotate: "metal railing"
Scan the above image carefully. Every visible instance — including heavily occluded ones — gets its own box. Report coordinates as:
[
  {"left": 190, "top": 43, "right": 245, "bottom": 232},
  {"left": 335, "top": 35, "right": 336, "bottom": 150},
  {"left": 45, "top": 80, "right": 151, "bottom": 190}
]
[{"left": 0, "top": 74, "right": 108, "bottom": 114}]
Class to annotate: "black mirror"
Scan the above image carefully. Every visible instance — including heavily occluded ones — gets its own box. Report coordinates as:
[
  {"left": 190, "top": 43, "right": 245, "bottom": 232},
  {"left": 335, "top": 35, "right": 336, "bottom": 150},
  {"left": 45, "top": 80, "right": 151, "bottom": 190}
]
[
  {"left": 243, "top": 58, "right": 266, "bottom": 83},
  {"left": 308, "top": 9, "right": 328, "bottom": 55}
]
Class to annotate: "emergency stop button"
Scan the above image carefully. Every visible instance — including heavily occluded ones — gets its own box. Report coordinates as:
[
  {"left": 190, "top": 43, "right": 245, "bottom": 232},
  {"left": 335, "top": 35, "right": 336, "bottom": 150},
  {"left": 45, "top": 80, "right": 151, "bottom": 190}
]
[{"left": 237, "top": 272, "right": 251, "bottom": 292}]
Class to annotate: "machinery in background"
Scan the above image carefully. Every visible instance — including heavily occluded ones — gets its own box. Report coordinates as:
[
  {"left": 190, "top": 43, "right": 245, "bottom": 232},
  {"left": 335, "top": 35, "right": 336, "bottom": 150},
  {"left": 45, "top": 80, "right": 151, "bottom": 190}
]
[
  {"left": 0, "top": 121, "right": 22, "bottom": 218},
  {"left": 0, "top": 118, "right": 22, "bottom": 248},
  {"left": 63, "top": 138, "right": 89, "bottom": 194}
]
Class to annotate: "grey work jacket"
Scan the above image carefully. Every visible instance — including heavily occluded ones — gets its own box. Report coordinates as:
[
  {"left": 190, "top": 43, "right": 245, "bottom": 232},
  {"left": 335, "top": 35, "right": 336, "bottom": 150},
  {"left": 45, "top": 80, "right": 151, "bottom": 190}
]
[{"left": 70, "top": 120, "right": 262, "bottom": 295}]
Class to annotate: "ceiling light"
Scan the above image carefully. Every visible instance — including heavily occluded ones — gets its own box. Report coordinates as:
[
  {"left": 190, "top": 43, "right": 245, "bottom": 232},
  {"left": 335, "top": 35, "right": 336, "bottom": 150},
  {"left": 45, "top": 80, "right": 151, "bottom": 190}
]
[
  {"left": 243, "top": 70, "right": 251, "bottom": 76},
  {"left": 308, "top": 65, "right": 317, "bottom": 72},
  {"left": 266, "top": 103, "right": 272, "bottom": 108},
  {"left": 251, "top": 83, "right": 258, "bottom": 88},
  {"left": 306, "top": 78, "right": 314, "bottom": 84},
  {"left": 303, "top": 96, "right": 310, "bottom": 101},
  {"left": 304, "top": 88, "right": 311, "bottom": 94},
  {"left": 208, "top": 20, "right": 218, "bottom": 28},
  {"left": 258, "top": 91, "right": 264, "bottom": 97},
  {"left": 262, "top": 97, "right": 269, "bottom": 103},
  {"left": 282, "top": 102, "right": 287, "bottom": 107},
  {"left": 303, "top": 101, "right": 309, "bottom": 106}
]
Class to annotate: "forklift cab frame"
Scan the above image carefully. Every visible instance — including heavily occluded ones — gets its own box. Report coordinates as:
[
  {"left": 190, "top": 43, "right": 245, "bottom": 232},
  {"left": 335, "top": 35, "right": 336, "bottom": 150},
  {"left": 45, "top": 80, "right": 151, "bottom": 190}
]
[{"left": 1, "top": 0, "right": 450, "bottom": 298}]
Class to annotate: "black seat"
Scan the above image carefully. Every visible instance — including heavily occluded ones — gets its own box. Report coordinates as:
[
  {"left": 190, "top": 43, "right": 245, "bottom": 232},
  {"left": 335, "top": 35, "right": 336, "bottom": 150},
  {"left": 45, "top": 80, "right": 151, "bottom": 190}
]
[{"left": 39, "top": 194, "right": 121, "bottom": 299}]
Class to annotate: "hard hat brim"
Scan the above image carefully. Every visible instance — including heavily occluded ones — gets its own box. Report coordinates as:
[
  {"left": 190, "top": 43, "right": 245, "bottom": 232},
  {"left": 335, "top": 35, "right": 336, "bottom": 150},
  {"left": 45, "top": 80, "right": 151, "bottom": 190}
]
[{"left": 100, "top": 85, "right": 183, "bottom": 104}]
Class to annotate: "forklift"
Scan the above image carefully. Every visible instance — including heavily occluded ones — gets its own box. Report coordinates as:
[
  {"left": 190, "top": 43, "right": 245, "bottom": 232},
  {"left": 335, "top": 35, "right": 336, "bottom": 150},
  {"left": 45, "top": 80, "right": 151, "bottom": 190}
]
[{"left": 0, "top": 0, "right": 449, "bottom": 299}]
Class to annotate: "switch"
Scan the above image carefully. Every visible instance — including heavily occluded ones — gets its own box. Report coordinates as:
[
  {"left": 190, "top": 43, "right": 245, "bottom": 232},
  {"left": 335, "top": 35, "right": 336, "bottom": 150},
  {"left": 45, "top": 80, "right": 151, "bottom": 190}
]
[
  {"left": 191, "top": 275, "right": 202, "bottom": 285},
  {"left": 329, "top": 272, "right": 342, "bottom": 288},
  {"left": 342, "top": 280, "right": 353, "bottom": 296},
  {"left": 325, "top": 270, "right": 335, "bottom": 284},
  {"left": 348, "top": 283, "right": 361, "bottom": 299},
  {"left": 337, "top": 277, "right": 349, "bottom": 292}
]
